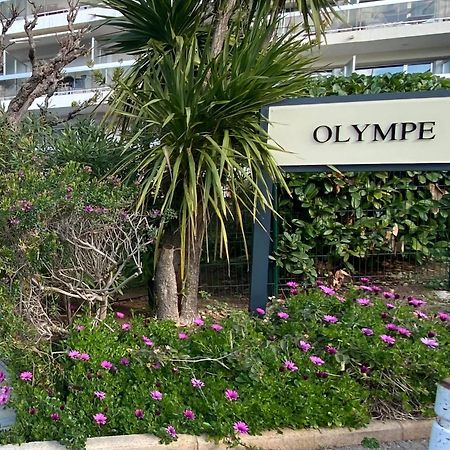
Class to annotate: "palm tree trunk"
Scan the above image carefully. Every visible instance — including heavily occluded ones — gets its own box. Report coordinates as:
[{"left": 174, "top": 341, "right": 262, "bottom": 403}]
[
  {"left": 155, "top": 241, "right": 179, "bottom": 321},
  {"left": 179, "top": 213, "right": 205, "bottom": 325}
]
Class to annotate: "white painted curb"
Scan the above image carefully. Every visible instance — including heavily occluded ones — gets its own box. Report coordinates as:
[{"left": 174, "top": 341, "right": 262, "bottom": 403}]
[{"left": 0, "top": 419, "right": 433, "bottom": 449}]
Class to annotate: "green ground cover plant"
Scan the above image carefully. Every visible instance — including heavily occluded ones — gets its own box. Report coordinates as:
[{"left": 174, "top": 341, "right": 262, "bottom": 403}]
[{"left": 1, "top": 280, "right": 448, "bottom": 449}]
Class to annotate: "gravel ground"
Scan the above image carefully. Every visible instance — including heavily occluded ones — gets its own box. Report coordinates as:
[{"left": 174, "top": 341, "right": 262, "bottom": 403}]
[{"left": 325, "top": 439, "right": 428, "bottom": 450}]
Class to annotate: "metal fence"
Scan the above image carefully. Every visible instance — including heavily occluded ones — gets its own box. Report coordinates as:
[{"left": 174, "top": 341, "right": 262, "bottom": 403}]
[{"left": 199, "top": 173, "right": 450, "bottom": 298}]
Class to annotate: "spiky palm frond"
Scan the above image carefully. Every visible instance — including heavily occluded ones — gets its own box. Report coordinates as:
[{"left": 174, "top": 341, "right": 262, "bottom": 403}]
[{"left": 109, "top": 11, "right": 315, "bottom": 273}]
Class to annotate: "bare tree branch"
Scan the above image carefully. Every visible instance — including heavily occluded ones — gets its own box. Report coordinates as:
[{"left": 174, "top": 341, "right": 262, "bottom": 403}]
[
  {"left": 24, "top": 0, "right": 40, "bottom": 68},
  {"left": 0, "top": 4, "right": 21, "bottom": 74},
  {"left": 6, "top": 0, "right": 91, "bottom": 127}
]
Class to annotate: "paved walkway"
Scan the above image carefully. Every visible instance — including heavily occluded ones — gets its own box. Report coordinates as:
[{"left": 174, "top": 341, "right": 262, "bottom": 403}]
[{"left": 326, "top": 439, "right": 428, "bottom": 450}]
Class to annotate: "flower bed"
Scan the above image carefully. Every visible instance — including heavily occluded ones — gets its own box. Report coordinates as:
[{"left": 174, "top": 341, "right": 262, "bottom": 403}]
[{"left": 1, "top": 282, "right": 449, "bottom": 449}]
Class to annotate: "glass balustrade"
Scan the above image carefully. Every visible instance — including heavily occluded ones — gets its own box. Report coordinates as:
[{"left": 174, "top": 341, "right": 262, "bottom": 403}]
[
  {"left": 280, "top": 0, "right": 450, "bottom": 33},
  {"left": 0, "top": 67, "right": 118, "bottom": 99}
]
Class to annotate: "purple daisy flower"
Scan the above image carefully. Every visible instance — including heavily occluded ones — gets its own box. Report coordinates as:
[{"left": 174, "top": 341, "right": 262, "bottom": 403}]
[
  {"left": 225, "top": 389, "right": 239, "bottom": 401},
  {"left": 233, "top": 421, "right": 249, "bottom": 434},
  {"left": 356, "top": 298, "right": 371, "bottom": 306},
  {"left": 380, "top": 334, "right": 396, "bottom": 346},
  {"left": 100, "top": 361, "right": 113, "bottom": 370},
  {"left": 191, "top": 378, "right": 205, "bottom": 389},
  {"left": 277, "top": 312, "right": 289, "bottom": 320},
  {"left": 94, "top": 391, "right": 106, "bottom": 400},
  {"left": 283, "top": 360, "right": 299, "bottom": 372},
  {"left": 19, "top": 371, "right": 32, "bottom": 382},
  {"left": 211, "top": 323, "right": 223, "bottom": 331},
  {"left": 150, "top": 390, "right": 163, "bottom": 401},
  {"left": 298, "top": 340, "right": 311, "bottom": 352},
  {"left": 323, "top": 315, "right": 338, "bottom": 324},
  {"left": 93, "top": 413, "right": 107, "bottom": 425},
  {"left": 183, "top": 409, "right": 196, "bottom": 420},
  {"left": 193, "top": 317, "right": 204, "bottom": 326},
  {"left": 165, "top": 425, "right": 177, "bottom": 438},
  {"left": 420, "top": 337, "right": 439, "bottom": 349},
  {"left": 319, "top": 285, "right": 335, "bottom": 296},
  {"left": 309, "top": 355, "right": 325, "bottom": 366},
  {"left": 361, "top": 327, "right": 374, "bottom": 336}
]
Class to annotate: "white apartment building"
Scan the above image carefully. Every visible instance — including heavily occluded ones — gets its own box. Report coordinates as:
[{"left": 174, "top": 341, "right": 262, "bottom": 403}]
[{"left": 0, "top": 0, "right": 449, "bottom": 114}]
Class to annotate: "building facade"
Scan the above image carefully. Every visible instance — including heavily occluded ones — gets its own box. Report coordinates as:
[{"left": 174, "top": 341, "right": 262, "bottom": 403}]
[{"left": 0, "top": 0, "right": 449, "bottom": 114}]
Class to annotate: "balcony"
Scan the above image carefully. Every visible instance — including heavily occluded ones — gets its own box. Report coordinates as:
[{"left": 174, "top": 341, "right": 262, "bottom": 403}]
[
  {"left": 0, "top": 58, "right": 134, "bottom": 111},
  {"left": 281, "top": 0, "right": 450, "bottom": 33},
  {"left": 0, "top": 1, "right": 120, "bottom": 37}
]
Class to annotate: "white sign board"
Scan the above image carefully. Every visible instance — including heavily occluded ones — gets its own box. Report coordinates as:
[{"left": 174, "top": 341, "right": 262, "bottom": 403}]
[{"left": 267, "top": 92, "right": 450, "bottom": 168}]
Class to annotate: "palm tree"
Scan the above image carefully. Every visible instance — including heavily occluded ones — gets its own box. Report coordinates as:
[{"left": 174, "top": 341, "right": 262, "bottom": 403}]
[{"left": 102, "top": 0, "right": 338, "bottom": 323}]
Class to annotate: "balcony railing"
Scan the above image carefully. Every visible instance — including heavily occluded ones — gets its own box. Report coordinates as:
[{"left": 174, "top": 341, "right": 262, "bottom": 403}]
[
  {"left": 0, "top": 60, "right": 133, "bottom": 99},
  {"left": 281, "top": 0, "right": 450, "bottom": 33}
]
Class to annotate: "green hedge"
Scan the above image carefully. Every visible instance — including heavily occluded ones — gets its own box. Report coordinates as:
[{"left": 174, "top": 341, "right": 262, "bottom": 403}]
[{"left": 276, "top": 73, "right": 450, "bottom": 282}]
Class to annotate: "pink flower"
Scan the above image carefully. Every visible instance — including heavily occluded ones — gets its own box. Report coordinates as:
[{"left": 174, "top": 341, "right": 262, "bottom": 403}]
[
  {"left": 325, "top": 345, "right": 337, "bottom": 355},
  {"left": 150, "top": 390, "right": 163, "bottom": 401},
  {"left": 79, "top": 353, "right": 90, "bottom": 361},
  {"left": 193, "top": 317, "right": 204, "bottom": 326},
  {"left": 211, "top": 323, "right": 223, "bottom": 331},
  {"left": 178, "top": 333, "right": 188, "bottom": 340},
  {"left": 286, "top": 281, "right": 299, "bottom": 289},
  {"left": 67, "top": 350, "right": 80, "bottom": 359},
  {"left": 100, "top": 361, "right": 113, "bottom": 370},
  {"left": 283, "top": 360, "right": 298, "bottom": 372},
  {"left": 323, "top": 315, "right": 338, "bottom": 324},
  {"left": 115, "top": 311, "right": 125, "bottom": 319},
  {"left": 225, "top": 388, "right": 239, "bottom": 401},
  {"left": 120, "top": 357, "right": 130, "bottom": 366},
  {"left": 383, "top": 292, "right": 396, "bottom": 299},
  {"left": 380, "top": 334, "right": 396, "bottom": 346},
  {"left": 93, "top": 413, "right": 107, "bottom": 425},
  {"left": 319, "top": 285, "right": 335, "bottom": 296},
  {"left": 135, "top": 409, "right": 144, "bottom": 419},
  {"left": 19, "top": 371, "right": 32, "bottom": 382},
  {"left": 386, "top": 303, "right": 396, "bottom": 310},
  {"left": 277, "top": 312, "right": 289, "bottom": 320},
  {"left": 255, "top": 307, "right": 265, "bottom": 316},
  {"left": 309, "top": 355, "right": 325, "bottom": 366},
  {"left": 397, "top": 327, "right": 412, "bottom": 337},
  {"left": 165, "top": 425, "right": 177, "bottom": 438},
  {"left": 414, "top": 310, "right": 428, "bottom": 320},
  {"left": 420, "top": 337, "right": 439, "bottom": 349},
  {"left": 0, "top": 371, "right": 5, "bottom": 383},
  {"left": 50, "top": 413, "right": 60, "bottom": 422},
  {"left": 298, "top": 340, "right": 311, "bottom": 352},
  {"left": 94, "top": 391, "right": 106, "bottom": 400},
  {"left": 408, "top": 297, "right": 427, "bottom": 308},
  {"left": 183, "top": 409, "right": 196, "bottom": 420},
  {"left": 121, "top": 323, "right": 131, "bottom": 331},
  {"left": 142, "top": 336, "right": 154, "bottom": 346},
  {"left": 385, "top": 323, "right": 398, "bottom": 332},
  {"left": 191, "top": 378, "right": 205, "bottom": 389},
  {"left": 359, "top": 285, "right": 373, "bottom": 292},
  {"left": 361, "top": 327, "right": 374, "bottom": 336},
  {"left": 356, "top": 298, "right": 371, "bottom": 306},
  {"left": 233, "top": 421, "right": 249, "bottom": 434},
  {"left": 437, "top": 311, "right": 450, "bottom": 322},
  {"left": 0, "top": 386, "right": 11, "bottom": 406},
  {"left": 75, "top": 325, "right": 85, "bottom": 332},
  {"left": 360, "top": 277, "right": 370, "bottom": 283}
]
